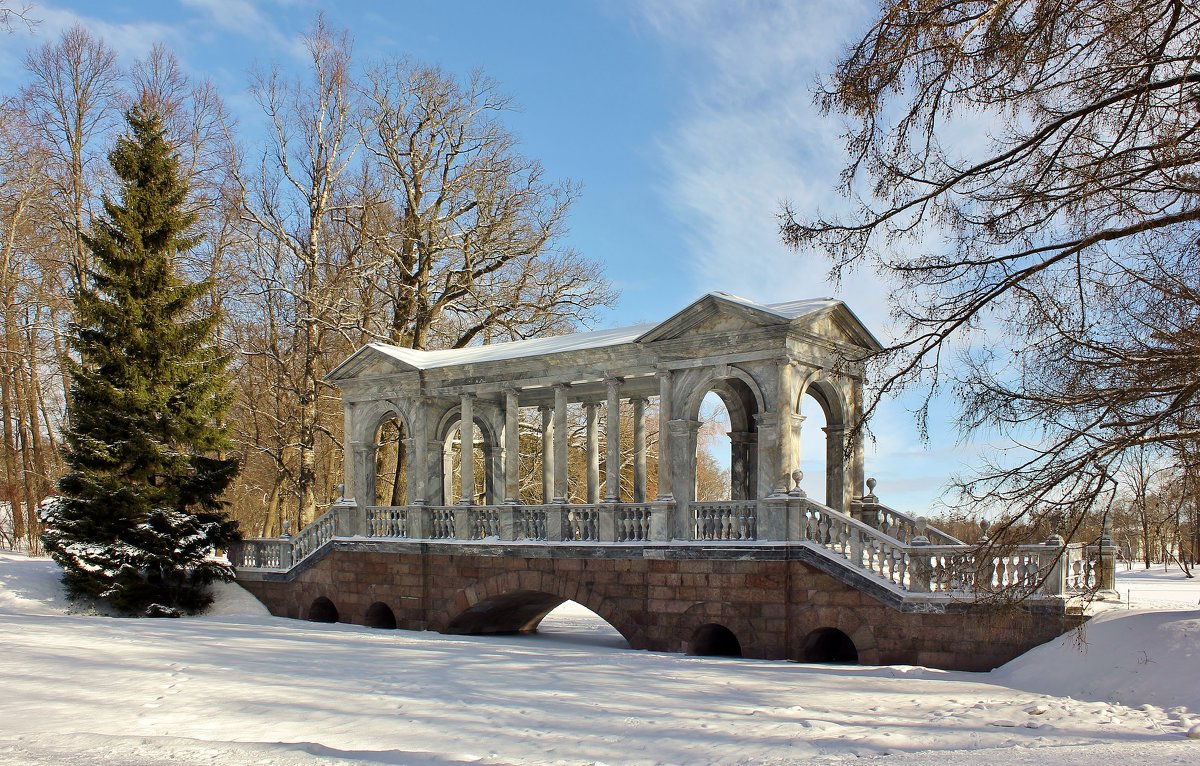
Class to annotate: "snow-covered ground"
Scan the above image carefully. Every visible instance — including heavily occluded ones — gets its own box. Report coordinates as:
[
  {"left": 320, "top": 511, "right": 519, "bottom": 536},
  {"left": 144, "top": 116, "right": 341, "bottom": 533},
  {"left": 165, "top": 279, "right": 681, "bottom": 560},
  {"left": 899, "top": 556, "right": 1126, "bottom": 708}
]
[{"left": 0, "top": 553, "right": 1197, "bottom": 765}]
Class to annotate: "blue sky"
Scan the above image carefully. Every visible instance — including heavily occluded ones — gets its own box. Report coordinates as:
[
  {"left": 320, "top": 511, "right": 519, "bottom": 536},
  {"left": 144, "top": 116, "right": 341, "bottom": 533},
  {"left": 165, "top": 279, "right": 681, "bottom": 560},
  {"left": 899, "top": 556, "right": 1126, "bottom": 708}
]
[{"left": 1, "top": 0, "right": 978, "bottom": 515}]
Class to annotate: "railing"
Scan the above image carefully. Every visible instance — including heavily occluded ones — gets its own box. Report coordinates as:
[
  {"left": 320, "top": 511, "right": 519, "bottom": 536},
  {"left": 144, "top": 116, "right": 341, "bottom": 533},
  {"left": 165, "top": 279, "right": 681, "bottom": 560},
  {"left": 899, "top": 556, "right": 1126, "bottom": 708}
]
[
  {"left": 1064, "top": 544, "right": 1103, "bottom": 593},
  {"left": 617, "top": 504, "right": 653, "bottom": 542},
  {"left": 795, "top": 503, "right": 913, "bottom": 589},
  {"left": 293, "top": 506, "right": 338, "bottom": 562},
  {"left": 227, "top": 537, "right": 291, "bottom": 569},
  {"left": 229, "top": 498, "right": 1114, "bottom": 603},
  {"left": 856, "top": 501, "right": 962, "bottom": 545},
  {"left": 366, "top": 506, "right": 407, "bottom": 538},
  {"left": 692, "top": 501, "right": 757, "bottom": 541}
]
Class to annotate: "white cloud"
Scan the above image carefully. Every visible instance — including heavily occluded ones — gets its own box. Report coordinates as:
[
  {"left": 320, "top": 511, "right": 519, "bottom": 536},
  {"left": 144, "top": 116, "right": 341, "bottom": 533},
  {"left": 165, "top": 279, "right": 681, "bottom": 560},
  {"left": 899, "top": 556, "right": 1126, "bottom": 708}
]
[
  {"left": 0, "top": 4, "right": 181, "bottom": 81},
  {"left": 178, "top": 0, "right": 310, "bottom": 63},
  {"left": 638, "top": 0, "right": 889, "bottom": 326}
]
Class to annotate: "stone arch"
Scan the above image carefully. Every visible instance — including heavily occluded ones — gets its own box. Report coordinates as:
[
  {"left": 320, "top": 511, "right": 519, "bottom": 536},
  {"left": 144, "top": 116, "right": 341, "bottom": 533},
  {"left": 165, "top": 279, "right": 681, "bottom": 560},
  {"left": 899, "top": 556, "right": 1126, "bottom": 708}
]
[
  {"left": 683, "top": 366, "right": 765, "bottom": 503},
  {"left": 429, "top": 570, "right": 638, "bottom": 645},
  {"left": 306, "top": 596, "right": 339, "bottom": 623},
  {"left": 797, "top": 377, "right": 851, "bottom": 510},
  {"left": 364, "top": 601, "right": 398, "bottom": 629},
  {"left": 371, "top": 406, "right": 411, "bottom": 507},
  {"left": 434, "top": 403, "right": 503, "bottom": 505},
  {"left": 801, "top": 627, "right": 858, "bottom": 663},
  {"left": 672, "top": 601, "right": 760, "bottom": 657},
  {"left": 791, "top": 605, "right": 879, "bottom": 665},
  {"left": 689, "top": 623, "right": 743, "bottom": 657}
]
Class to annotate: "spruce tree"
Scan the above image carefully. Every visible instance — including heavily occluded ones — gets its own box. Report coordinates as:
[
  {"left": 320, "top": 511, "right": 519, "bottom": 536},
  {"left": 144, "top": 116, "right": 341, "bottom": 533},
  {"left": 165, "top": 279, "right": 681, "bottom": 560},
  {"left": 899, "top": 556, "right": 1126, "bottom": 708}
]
[{"left": 43, "top": 104, "right": 240, "bottom": 617}]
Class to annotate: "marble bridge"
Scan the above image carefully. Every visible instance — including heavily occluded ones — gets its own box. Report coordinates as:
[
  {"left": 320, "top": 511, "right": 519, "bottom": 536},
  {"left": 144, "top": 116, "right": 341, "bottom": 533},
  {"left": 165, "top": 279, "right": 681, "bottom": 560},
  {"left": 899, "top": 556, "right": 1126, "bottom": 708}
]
[{"left": 230, "top": 293, "right": 1105, "bottom": 670}]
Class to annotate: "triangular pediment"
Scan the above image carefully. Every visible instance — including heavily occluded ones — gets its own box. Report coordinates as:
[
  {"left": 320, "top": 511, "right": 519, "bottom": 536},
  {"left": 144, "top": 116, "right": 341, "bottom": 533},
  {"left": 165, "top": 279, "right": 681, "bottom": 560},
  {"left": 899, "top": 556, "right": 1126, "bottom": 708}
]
[
  {"left": 324, "top": 343, "right": 422, "bottom": 384},
  {"left": 790, "top": 303, "right": 884, "bottom": 352},
  {"left": 636, "top": 293, "right": 883, "bottom": 351},
  {"left": 635, "top": 293, "right": 790, "bottom": 343}
]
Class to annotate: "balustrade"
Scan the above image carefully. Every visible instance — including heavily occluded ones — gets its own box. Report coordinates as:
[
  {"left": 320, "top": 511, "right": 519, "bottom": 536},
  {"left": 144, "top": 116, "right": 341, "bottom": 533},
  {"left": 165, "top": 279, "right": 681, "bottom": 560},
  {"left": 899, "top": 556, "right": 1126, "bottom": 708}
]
[
  {"left": 230, "top": 498, "right": 1113, "bottom": 605},
  {"left": 691, "top": 501, "right": 757, "bottom": 541},
  {"left": 366, "top": 506, "right": 407, "bottom": 538}
]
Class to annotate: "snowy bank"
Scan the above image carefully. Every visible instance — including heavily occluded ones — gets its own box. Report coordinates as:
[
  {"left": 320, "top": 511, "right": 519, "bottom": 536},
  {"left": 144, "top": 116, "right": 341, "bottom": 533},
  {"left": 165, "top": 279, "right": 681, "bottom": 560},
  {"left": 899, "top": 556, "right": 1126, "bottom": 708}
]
[{"left": 2, "top": 552, "right": 1198, "bottom": 765}]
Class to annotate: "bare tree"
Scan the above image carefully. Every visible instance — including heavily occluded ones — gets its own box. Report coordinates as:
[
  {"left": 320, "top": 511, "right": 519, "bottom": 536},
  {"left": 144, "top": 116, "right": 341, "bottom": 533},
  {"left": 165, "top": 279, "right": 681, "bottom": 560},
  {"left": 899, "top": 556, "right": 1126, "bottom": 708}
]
[
  {"left": 359, "top": 60, "right": 612, "bottom": 351},
  {"left": 230, "top": 16, "right": 364, "bottom": 527},
  {"left": 782, "top": 0, "right": 1200, "bottom": 536}
]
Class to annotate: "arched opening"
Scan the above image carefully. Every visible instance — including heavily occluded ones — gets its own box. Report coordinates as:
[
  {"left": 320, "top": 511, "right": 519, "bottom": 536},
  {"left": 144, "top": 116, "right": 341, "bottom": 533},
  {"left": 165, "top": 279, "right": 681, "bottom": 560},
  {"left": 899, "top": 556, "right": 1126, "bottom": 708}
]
[
  {"left": 689, "top": 375, "right": 760, "bottom": 503},
  {"left": 799, "top": 391, "right": 829, "bottom": 504},
  {"left": 444, "top": 589, "right": 567, "bottom": 635},
  {"left": 696, "top": 392, "right": 732, "bottom": 501},
  {"left": 801, "top": 627, "right": 859, "bottom": 664},
  {"left": 374, "top": 414, "right": 407, "bottom": 506},
  {"left": 688, "top": 623, "right": 742, "bottom": 657},
  {"left": 307, "top": 596, "right": 339, "bottom": 623},
  {"left": 364, "top": 601, "right": 397, "bottom": 629},
  {"left": 443, "top": 590, "right": 630, "bottom": 650},
  {"left": 531, "top": 599, "right": 629, "bottom": 649},
  {"left": 444, "top": 417, "right": 487, "bottom": 505}
]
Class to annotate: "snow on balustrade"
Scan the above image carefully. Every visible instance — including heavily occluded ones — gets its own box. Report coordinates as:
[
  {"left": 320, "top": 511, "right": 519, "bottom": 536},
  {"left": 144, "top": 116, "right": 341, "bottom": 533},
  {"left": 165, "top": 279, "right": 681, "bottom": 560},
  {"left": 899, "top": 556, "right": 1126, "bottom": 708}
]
[{"left": 691, "top": 501, "right": 757, "bottom": 541}]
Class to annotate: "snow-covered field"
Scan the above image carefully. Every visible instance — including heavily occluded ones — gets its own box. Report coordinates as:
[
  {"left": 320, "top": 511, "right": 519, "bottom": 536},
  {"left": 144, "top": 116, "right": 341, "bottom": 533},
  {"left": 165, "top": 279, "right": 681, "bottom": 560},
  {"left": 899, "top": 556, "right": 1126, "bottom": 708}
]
[{"left": 1, "top": 553, "right": 1197, "bottom": 765}]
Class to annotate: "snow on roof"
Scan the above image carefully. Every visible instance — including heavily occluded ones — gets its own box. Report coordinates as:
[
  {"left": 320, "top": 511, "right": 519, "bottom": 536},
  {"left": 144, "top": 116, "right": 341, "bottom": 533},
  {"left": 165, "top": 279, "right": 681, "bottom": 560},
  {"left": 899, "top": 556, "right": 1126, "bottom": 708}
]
[
  {"left": 333, "top": 293, "right": 857, "bottom": 378},
  {"left": 366, "top": 322, "right": 658, "bottom": 370}
]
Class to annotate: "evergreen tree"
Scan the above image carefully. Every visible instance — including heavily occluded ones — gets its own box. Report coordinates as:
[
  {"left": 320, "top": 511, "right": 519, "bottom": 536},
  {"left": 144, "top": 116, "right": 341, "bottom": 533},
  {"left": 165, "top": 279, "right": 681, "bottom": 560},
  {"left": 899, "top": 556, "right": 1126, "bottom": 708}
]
[{"left": 42, "top": 104, "right": 240, "bottom": 617}]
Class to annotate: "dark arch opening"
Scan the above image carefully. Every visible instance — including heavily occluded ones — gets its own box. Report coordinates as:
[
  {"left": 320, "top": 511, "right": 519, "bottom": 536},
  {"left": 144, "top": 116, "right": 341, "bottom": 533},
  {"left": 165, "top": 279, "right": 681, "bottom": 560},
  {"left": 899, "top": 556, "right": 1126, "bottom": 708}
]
[
  {"left": 308, "top": 596, "right": 339, "bottom": 623},
  {"left": 364, "top": 601, "right": 397, "bottom": 629},
  {"left": 802, "top": 627, "right": 859, "bottom": 664},
  {"left": 444, "top": 590, "right": 568, "bottom": 635},
  {"left": 689, "top": 623, "right": 742, "bottom": 657}
]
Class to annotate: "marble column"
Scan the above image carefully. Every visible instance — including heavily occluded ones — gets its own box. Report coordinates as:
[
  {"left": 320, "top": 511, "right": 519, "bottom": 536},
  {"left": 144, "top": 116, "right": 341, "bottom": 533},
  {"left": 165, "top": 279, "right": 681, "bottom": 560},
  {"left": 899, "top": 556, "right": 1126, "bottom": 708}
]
[
  {"left": 728, "top": 430, "right": 756, "bottom": 501},
  {"left": 632, "top": 397, "right": 647, "bottom": 503},
  {"left": 504, "top": 389, "right": 521, "bottom": 504},
  {"left": 540, "top": 405, "right": 553, "bottom": 504},
  {"left": 669, "top": 418, "right": 701, "bottom": 539},
  {"left": 553, "top": 383, "right": 569, "bottom": 503},
  {"left": 353, "top": 444, "right": 374, "bottom": 507},
  {"left": 604, "top": 376, "right": 623, "bottom": 503},
  {"left": 773, "top": 361, "right": 798, "bottom": 496},
  {"left": 585, "top": 402, "right": 600, "bottom": 503},
  {"left": 458, "top": 394, "right": 475, "bottom": 505},
  {"left": 656, "top": 370, "right": 674, "bottom": 501},
  {"left": 824, "top": 423, "right": 846, "bottom": 511},
  {"left": 410, "top": 399, "right": 432, "bottom": 505}
]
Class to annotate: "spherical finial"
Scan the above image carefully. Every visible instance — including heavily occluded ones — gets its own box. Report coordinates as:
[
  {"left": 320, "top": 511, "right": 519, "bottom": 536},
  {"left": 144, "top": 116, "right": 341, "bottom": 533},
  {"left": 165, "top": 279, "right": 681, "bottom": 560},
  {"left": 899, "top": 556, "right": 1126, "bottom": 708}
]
[
  {"left": 866, "top": 477, "right": 877, "bottom": 493},
  {"left": 791, "top": 468, "right": 804, "bottom": 485},
  {"left": 916, "top": 516, "right": 928, "bottom": 534}
]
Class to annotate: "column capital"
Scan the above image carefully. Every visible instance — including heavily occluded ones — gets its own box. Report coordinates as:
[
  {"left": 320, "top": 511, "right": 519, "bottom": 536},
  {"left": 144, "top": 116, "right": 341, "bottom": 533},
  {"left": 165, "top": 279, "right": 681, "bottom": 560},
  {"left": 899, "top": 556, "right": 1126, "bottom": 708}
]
[
  {"left": 668, "top": 418, "right": 702, "bottom": 435},
  {"left": 604, "top": 375, "right": 625, "bottom": 385},
  {"left": 554, "top": 381, "right": 572, "bottom": 390}
]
